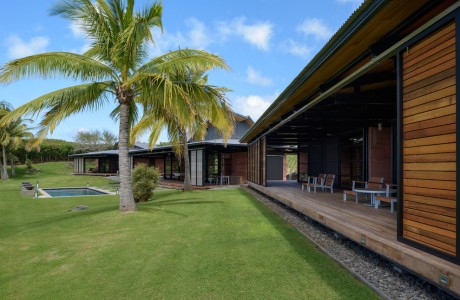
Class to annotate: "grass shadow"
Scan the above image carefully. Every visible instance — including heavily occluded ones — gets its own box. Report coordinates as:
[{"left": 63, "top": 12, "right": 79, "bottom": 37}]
[
  {"left": 138, "top": 205, "right": 188, "bottom": 217},
  {"left": 1, "top": 204, "right": 119, "bottom": 238}
]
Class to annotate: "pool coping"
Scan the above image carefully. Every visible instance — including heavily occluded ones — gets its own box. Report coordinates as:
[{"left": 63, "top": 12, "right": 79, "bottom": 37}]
[{"left": 38, "top": 186, "right": 116, "bottom": 198}]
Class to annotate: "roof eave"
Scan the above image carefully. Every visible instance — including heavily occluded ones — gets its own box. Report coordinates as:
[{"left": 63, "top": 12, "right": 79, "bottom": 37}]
[{"left": 240, "top": 0, "right": 388, "bottom": 143}]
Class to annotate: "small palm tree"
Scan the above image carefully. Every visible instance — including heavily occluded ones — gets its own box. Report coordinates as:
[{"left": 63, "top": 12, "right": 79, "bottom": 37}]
[
  {"left": 0, "top": 101, "right": 34, "bottom": 180},
  {"left": 0, "top": 0, "right": 228, "bottom": 209},
  {"left": 132, "top": 68, "right": 234, "bottom": 191}
]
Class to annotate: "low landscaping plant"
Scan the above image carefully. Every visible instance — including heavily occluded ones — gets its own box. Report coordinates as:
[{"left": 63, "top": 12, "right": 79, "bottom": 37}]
[
  {"left": 131, "top": 163, "right": 160, "bottom": 202},
  {"left": 25, "top": 158, "right": 33, "bottom": 169}
]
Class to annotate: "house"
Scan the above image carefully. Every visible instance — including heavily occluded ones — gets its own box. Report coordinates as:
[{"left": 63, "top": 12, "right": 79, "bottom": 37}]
[
  {"left": 71, "top": 113, "right": 253, "bottom": 185},
  {"left": 241, "top": 0, "right": 460, "bottom": 296}
]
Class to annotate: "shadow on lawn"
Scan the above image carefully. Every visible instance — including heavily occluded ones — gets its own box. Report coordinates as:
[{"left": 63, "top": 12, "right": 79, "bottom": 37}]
[
  {"left": 240, "top": 188, "right": 369, "bottom": 297},
  {"left": 137, "top": 205, "right": 188, "bottom": 217},
  {"left": 2, "top": 204, "right": 119, "bottom": 237},
  {"left": 138, "top": 197, "right": 224, "bottom": 217},
  {"left": 149, "top": 197, "right": 224, "bottom": 206}
]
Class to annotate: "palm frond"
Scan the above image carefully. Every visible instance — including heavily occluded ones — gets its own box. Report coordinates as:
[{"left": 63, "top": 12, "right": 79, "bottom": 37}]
[
  {"left": 138, "top": 49, "right": 230, "bottom": 75},
  {"left": 135, "top": 73, "right": 193, "bottom": 116},
  {"left": 0, "top": 82, "right": 112, "bottom": 134},
  {"left": 0, "top": 52, "right": 117, "bottom": 84}
]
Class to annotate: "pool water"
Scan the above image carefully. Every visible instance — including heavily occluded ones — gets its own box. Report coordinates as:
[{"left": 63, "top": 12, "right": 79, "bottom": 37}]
[{"left": 42, "top": 188, "right": 108, "bottom": 197}]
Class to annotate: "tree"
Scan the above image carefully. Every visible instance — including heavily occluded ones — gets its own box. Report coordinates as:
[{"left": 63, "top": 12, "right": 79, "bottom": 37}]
[
  {"left": 0, "top": 0, "right": 228, "bottom": 210},
  {"left": 132, "top": 68, "right": 234, "bottom": 191},
  {"left": 74, "top": 129, "right": 116, "bottom": 152},
  {"left": 0, "top": 102, "right": 10, "bottom": 179},
  {"left": 0, "top": 101, "right": 34, "bottom": 179}
]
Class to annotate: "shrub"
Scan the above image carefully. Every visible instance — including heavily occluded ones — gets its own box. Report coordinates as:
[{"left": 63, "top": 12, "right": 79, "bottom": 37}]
[
  {"left": 25, "top": 159, "right": 33, "bottom": 169},
  {"left": 132, "top": 163, "right": 161, "bottom": 202}
]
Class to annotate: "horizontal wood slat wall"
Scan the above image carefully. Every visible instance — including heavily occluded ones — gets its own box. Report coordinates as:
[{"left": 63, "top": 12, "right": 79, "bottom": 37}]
[
  {"left": 402, "top": 21, "right": 457, "bottom": 256},
  {"left": 248, "top": 137, "right": 266, "bottom": 186}
]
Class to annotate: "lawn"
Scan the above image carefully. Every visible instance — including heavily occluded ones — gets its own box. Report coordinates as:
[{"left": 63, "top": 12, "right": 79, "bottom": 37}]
[{"left": 0, "top": 162, "right": 379, "bottom": 299}]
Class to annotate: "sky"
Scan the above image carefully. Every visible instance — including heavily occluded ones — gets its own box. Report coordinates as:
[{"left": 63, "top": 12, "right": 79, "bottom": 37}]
[{"left": 0, "top": 0, "right": 363, "bottom": 142}]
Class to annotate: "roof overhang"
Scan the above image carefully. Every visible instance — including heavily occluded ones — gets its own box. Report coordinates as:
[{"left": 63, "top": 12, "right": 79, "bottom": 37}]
[{"left": 241, "top": 0, "right": 454, "bottom": 143}]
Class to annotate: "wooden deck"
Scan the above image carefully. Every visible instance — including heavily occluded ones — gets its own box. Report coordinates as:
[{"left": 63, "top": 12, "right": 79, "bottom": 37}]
[{"left": 250, "top": 181, "right": 460, "bottom": 296}]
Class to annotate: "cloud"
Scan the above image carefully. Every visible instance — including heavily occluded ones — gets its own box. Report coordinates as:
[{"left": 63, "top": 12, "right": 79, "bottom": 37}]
[
  {"left": 233, "top": 93, "right": 278, "bottom": 121},
  {"left": 218, "top": 17, "right": 273, "bottom": 50},
  {"left": 149, "top": 17, "right": 211, "bottom": 56},
  {"left": 6, "top": 35, "right": 49, "bottom": 59},
  {"left": 246, "top": 66, "right": 272, "bottom": 86},
  {"left": 296, "top": 18, "right": 333, "bottom": 40},
  {"left": 279, "top": 39, "right": 312, "bottom": 58},
  {"left": 68, "top": 42, "right": 91, "bottom": 54},
  {"left": 69, "top": 20, "right": 86, "bottom": 39},
  {"left": 185, "top": 18, "right": 212, "bottom": 49},
  {"left": 149, "top": 17, "right": 273, "bottom": 56}
]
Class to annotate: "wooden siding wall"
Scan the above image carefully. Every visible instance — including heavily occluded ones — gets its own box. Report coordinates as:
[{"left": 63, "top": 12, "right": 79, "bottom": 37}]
[
  {"left": 221, "top": 151, "right": 248, "bottom": 183},
  {"left": 248, "top": 137, "right": 266, "bottom": 185},
  {"left": 369, "top": 127, "right": 393, "bottom": 183},
  {"left": 298, "top": 150, "right": 308, "bottom": 178},
  {"left": 154, "top": 158, "right": 165, "bottom": 175},
  {"left": 402, "top": 21, "right": 457, "bottom": 256},
  {"left": 133, "top": 157, "right": 150, "bottom": 166}
]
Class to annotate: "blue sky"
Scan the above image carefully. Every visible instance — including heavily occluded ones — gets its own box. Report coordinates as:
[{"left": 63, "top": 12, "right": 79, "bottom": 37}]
[{"left": 0, "top": 0, "right": 363, "bottom": 142}]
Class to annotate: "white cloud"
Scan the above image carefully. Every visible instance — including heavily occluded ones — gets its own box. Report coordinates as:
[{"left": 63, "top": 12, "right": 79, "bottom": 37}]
[
  {"left": 6, "top": 35, "right": 49, "bottom": 59},
  {"left": 185, "top": 18, "right": 211, "bottom": 49},
  {"left": 149, "top": 17, "right": 272, "bottom": 56},
  {"left": 296, "top": 18, "right": 333, "bottom": 40},
  {"left": 68, "top": 42, "right": 91, "bottom": 54},
  {"left": 246, "top": 66, "right": 272, "bottom": 86},
  {"left": 280, "top": 39, "right": 312, "bottom": 58},
  {"left": 69, "top": 20, "right": 86, "bottom": 39},
  {"left": 233, "top": 93, "right": 278, "bottom": 121},
  {"left": 149, "top": 17, "right": 211, "bottom": 56},
  {"left": 218, "top": 17, "right": 273, "bottom": 51}
]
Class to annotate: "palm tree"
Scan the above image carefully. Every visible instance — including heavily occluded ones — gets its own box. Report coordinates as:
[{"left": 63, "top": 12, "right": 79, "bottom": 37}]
[
  {"left": 0, "top": 102, "right": 12, "bottom": 179},
  {"left": 0, "top": 101, "right": 34, "bottom": 179},
  {"left": 132, "top": 68, "right": 234, "bottom": 191},
  {"left": 0, "top": 0, "right": 228, "bottom": 210}
]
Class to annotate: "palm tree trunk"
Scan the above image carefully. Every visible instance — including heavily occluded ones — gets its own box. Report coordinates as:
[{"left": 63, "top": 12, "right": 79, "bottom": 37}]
[
  {"left": 118, "top": 102, "right": 136, "bottom": 211},
  {"left": 10, "top": 158, "right": 15, "bottom": 177},
  {"left": 182, "top": 134, "right": 192, "bottom": 191},
  {"left": 1, "top": 147, "right": 9, "bottom": 180}
]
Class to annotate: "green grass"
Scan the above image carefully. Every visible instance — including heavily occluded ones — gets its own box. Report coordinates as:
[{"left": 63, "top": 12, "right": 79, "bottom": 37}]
[{"left": 0, "top": 162, "right": 379, "bottom": 299}]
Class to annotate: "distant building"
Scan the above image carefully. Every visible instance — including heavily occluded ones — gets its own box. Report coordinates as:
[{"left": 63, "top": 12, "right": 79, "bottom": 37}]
[{"left": 70, "top": 113, "right": 253, "bottom": 186}]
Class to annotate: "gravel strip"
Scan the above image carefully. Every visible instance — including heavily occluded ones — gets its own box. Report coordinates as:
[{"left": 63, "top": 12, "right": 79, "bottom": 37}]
[{"left": 243, "top": 187, "right": 458, "bottom": 300}]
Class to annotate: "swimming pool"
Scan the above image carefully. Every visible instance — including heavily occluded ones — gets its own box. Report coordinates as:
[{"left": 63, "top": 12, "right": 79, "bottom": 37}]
[{"left": 41, "top": 188, "right": 110, "bottom": 197}]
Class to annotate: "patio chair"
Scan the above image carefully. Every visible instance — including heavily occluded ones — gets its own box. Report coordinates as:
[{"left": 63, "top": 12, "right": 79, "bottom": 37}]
[
  {"left": 375, "top": 183, "right": 398, "bottom": 212},
  {"left": 323, "top": 174, "right": 335, "bottom": 193},
  {"left": 306, "top": 173, "right": 326, "bottom": 193}
]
